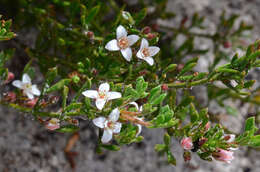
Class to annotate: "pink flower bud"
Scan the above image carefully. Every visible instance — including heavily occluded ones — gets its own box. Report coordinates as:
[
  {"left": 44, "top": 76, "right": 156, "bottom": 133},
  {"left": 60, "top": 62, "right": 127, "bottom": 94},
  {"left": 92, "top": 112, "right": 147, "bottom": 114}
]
[
  {"left": 45, "top": 118, "right": 60, "bottom": 130},
  {"left": 161, "top": 84, "right": 168, "bottom": 91},
  {"left": 146, "top": 33, "right": 156, "bottom": 40},
  {"left": 181, "top": 137, "right": 193, "bottom": 150},
  {"left": 4, "top": 72, "right": 14, "bottom": 84},
  {"left": 3, "top": 92, "right": 16, "bottom": 103},
  {"left": 142, "top": 26, "right": 151, "bottom": 34},
  {"left": 25, "top": 98, "right": 38, "bottom": 108},
  {"left": 213, "top": 148, "right": 234, "bottom": 163},
  {"left": 223, "top": 41, "right": 231, "bottom": 48},
  {"left": 205, "top": 122, "right": 210, "bottom": 131}
]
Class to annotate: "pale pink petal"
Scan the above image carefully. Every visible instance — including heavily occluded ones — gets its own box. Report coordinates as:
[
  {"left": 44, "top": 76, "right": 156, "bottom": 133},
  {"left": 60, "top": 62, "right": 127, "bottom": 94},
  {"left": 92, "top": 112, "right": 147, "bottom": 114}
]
[
  {"left": 93, "top": 117, "right": 106, "bottom": 128},
  {"left": 148, "top": 46, "right": 160, "bottom": 56},
  {"left": 136, "top": 50, "right": 143, "bottom": 59},
  {"left": 109, "top": 108, "right": 120, "bottom": 122},
  {"left": 120, "top": 47, "right": 132, "bottom": 61},
  {"left": 116, "top": 25, "right": 127, "bottom": 39},
  {"left": 12, "top": 80, "right": 23, "bottom": 88},
  {"left": 140, "top": 38, "right": 149, "bottom": 49},
  {"left": 82, "top": 90, "right": 98, "bottom": 99},
  {"left": 31, "top": 85, "right": 40, "bottom": 96},
  {"left": 112, "top": 122, "right": 122, "bottom": 133},
  {"left": 144, "top": 57, "right": 154, "bottom": 66},
  {"left": 101, "top": 129, "right": 113, "bottom": 143},
  {"left": 127, "top": 35, "right": 139, "bottom": 46},
  {"left": 95, "top": 98, "right": 106, "bottom": 110},
  {"left": 107, "top": 92, "right": 122, "bottom": 100},
  {"left": 105, "top": 39, "right": 120, "bottom": 51},
  {"left": 99, "top": 83, "right": 110, "bottom": 92},
  {"left": 22, "top": 73, "right": 31, "bottom": 84}
]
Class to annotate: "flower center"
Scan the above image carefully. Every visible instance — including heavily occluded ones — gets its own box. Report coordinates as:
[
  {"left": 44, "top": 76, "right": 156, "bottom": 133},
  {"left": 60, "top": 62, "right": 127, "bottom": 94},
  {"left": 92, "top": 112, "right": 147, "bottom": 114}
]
[
  {"left": 23, "top": 83, "right": 32, "bottom": 90},
  {"left": 141, "top": 48, "right": 150, "bottom": 58},
  {"left": 107, "top": 121, "right": 115, "bottom": 129},
  {"left": 118, "top": 37, "right": 129, "bottom": 49},
  {"left": 98, "top": 91, "right": 106, "bottom": 99}
]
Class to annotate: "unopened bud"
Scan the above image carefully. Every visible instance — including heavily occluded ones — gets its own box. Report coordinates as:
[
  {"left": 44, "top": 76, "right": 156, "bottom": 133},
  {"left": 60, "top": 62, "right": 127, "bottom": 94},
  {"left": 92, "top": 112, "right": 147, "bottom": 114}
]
[
  {"left": 183, "top": 151, "right": 191, "bottom": 162},
  {"left": 146, "top": 33, "right": 156, "bottom": 40},
  {"left": 142, "top": 26, "right": 151, "bottom": 34},
  {"left": 25, "top": 98, "right": 38, "bottom": 108},
  {"left": 205, "top": 122, "right": 210, "bottom": 131},
  {"left": 3, "top": 92, "right": 16, "bottom": 103},
  {"left": 45, "top": 118, "right": 60, "bottom": 130},
  {"left": 223, "top": 41, "right": 231, "bottom": 48},
  {"left": 198, "top": 137, "right": 208, "bottom": 146},
  {"left": 181, "top": 137, "right": 193, "bottom": 150},
  {"left": 4, "top": 72, "right": 15, "bottom": 84},
  {"left": 161, "top": 84, "right": 169, "bottom": 91}
]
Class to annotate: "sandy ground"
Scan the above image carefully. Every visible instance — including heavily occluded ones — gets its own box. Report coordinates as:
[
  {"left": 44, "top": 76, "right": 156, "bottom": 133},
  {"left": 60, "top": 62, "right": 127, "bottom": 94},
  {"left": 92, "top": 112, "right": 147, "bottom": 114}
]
[{"left": 0, "top": 0, "right": 260, "bottom": 172}]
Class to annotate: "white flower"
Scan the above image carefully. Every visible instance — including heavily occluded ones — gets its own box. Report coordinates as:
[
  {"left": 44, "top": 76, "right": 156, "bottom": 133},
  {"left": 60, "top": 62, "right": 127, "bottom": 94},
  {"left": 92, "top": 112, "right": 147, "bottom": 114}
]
[
  {"left": 93, "top": 108, "right": 122, "bottom": 143},
  {"left": 105, "top": 25, "right": 139, "bottom": 61},
  {"left": 12, "top": 73, "right": 40, "bottom": 99},
  {"left": 82, "top": 83, "right": 121, "bottom": 110},
  {"left": 136, "top": 38, "right": 160, "bottom": 66},
  {"left": 129, "top": 102, "right": 143, "bottom": 137}
]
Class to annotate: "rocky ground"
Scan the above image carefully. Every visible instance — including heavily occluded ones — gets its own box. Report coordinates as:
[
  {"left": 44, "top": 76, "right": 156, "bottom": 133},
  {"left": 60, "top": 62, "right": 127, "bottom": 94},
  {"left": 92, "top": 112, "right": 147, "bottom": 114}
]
[{"left": 0, "top": 0, "right": 260, "bottom": 172}]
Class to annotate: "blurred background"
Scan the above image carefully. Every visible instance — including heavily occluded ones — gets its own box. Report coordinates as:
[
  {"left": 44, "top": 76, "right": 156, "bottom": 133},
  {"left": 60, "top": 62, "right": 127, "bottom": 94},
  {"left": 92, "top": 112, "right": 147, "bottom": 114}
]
[{"left": 0, "top": 0, "right": 260, "bottom": 172}]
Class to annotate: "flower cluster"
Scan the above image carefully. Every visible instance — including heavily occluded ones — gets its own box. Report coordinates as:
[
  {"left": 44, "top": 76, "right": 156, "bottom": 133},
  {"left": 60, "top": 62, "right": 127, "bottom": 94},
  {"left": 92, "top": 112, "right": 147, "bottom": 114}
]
[{"left": 105, "top": 25, "right": 160, "bottom": 66}]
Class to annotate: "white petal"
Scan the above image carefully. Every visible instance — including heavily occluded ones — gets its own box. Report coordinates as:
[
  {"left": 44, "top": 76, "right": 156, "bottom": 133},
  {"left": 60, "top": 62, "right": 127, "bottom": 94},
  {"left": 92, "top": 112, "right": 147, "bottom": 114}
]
[
  {"left": 22, "top": 73, "right": 31, "bottom": 84},
  {"left": 136, "top": 124, "right": 142, "bottom": 137},
  {"left": 107, "top": 92, "right": 122, "bottom": 100},
  {"left": 25, "top": 91, "right": 34, "bottom": 99},
  {"left": 31, "top": 85, "right": 40, "bottom": 96},
  {"left": 95, "top": 99, "right": 106, "bottom": 110},
  {"left": 129, "top": 102, "right": 139, "bottom": 110},
  {"left": 116, "top": 25, "right": 127, "bottom": 39},
  {"left": 101, "top": 129, "right": 113, "bottom": 143},
  {"left": 113, "top": 122, "right": 122, "bottom": 133},
  {"left": 148, "top": 46, "right": 160, "bottom": 56},
  {"left": 93, "top": 117, "right": 106, "bottom": 128},
  {"left": 139, "top": 106, "right": 143, "bottom": 112},
  {"left": 140, "top": 38, "right": 149, "bottom": 49},
  {"left": 12, "top": 80, "right": 23, "bottom": 88},
  {"left": 105, "top": 39, "right": 120, "bottom": 51},
  {"left": 99, "top": 83, "right": 110, "bottom": 92},
  {"left": 120, "top": 48, "right": 132, "bottom": 61},
  {"left": 82, "top": 90, "right": 98, "bottom": 99},
  {"left": 127, "top": 35, "right": 139, "bottom": 46},
  {"left": 136, "top": 50, "right": 143, "bottom": 59},
  {"left": 144, "top": 57, "right": 154, "bottom": 66},
  {"left": 109, "top": 108, "right": 120, "bottom": 122}
]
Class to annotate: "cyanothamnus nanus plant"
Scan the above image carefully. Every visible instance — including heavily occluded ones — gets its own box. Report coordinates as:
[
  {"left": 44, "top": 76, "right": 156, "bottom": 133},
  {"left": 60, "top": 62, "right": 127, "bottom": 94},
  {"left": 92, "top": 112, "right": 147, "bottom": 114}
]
[{"left": 0, "top": 0, "right": 260, "bottom": 167}]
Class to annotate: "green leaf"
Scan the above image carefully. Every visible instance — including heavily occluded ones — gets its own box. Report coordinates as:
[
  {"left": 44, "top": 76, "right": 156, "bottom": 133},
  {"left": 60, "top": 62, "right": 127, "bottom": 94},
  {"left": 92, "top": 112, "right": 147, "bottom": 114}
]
[
  {"left": 245, "top": 117, "right": 256, "bottom": 132},
  {"left": 56, "top": 125, "right": 79, "bottom": 133},
  {"left": 154, "top": 144, "right": 166, "bottom": 152},
  {"left": 45, "top": 67, "right": 58, "bottom": 85},
  {"left": 46, "top": 79, "right": 71, "bottom": 93},
  {"left": 167, "top": 150, "right": 176, "bottom": 166},
  {"left": 85, "top": 5, "right": 100, "bottom": 24},
  {"left": 150, "top": 93, "right": 167, "bottom": 105},
  {"left": 134, "top": 8, "right": 147, "bottom": 25},
  {"left": 136, "top": 76, "right": 148, "bottom": 95},
  {"left": 249, "top": 135, "right": 260, "bottom": 147},
  {"left": 164, "top": 133, "right": 171, "bottom": 145},
  {"left": 101, "top": 144, "right": 120, "bottom": 151}
]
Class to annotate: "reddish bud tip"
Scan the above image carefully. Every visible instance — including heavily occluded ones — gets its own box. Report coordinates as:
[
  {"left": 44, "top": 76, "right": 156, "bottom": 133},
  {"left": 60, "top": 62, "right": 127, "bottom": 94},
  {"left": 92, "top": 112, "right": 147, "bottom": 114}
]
[
  {"left": 161, "top": 84, "right": 169, "bottom": 91},
  {"left": 142, "top": 26, "right": 152, "bottom": 34},
  {"left": 25, "top": 98, "right": 38, "bottom": 108},
  {"left": 4, "top": 72, "right": 15, "bottom": 84},
  {"left": 183, "top": 151, "right": 191, "bottom": 162},
  {"left": 3, "top": 92, "right": 16, "bottom": 103},
  {"left": 223, "top": 41, "right": 231, "bottom": 48},
  {"left": 146, "top": 33, "right": 156, "bottom": 40},
  {"left": 198, "top": 137, "right": 208, "bottom": 146}
]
